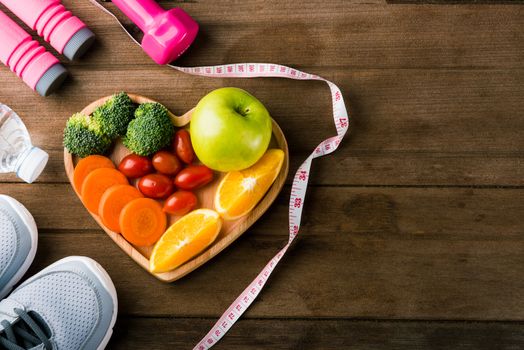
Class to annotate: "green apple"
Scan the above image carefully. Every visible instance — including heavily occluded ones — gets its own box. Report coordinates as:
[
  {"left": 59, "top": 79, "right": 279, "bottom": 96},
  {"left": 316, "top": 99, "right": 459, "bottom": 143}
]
[{"left": 190, "top": 87, "right": 272, "bottom": 172}]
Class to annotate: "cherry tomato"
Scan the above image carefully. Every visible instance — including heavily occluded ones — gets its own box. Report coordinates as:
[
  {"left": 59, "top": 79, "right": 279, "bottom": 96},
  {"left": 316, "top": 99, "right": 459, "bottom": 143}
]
[
  {"left": 118, "top": 154, "right": 153, "bottom": 179},
  {"left": 174, "top": 165, "right": 214, "bottom": 190},
  {"left": 172, "top": 129, "right": 195, "bottom": 164},
  {"left": 163, "top": 191, "right": 197, "bottom": 216},
  {"left": 138, "top": 173, "right": 174, "bottom": 199},
  {"left": 152, "top": 150, "right": 182, "bottom": 176}
]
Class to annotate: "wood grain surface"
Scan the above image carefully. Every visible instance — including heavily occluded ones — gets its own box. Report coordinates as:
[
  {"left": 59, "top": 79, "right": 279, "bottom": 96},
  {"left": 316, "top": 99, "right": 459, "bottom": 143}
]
[{"left": 0, "top": 0, "right": 522, "bottom": 349}]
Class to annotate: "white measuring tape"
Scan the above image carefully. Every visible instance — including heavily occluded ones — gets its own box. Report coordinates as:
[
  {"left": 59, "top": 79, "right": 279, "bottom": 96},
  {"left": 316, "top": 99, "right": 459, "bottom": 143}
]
[{"left": 89, "top": 2, "right": 350, "bottom": 348}]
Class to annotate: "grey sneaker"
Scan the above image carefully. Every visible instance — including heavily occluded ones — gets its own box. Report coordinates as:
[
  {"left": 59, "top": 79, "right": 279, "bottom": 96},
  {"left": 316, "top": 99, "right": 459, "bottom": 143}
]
[
  {"left": 0, "top": 195, "right": 38, "bottom": 299},
  {"left": 0, "top": 256, "right": 118, "bottom": 349}
]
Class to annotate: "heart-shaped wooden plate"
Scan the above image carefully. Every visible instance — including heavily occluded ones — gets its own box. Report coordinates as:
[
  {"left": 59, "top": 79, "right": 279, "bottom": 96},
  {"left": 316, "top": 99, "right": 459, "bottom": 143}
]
[{"left": 64, "top": 94, "right": 289, "bottom": 282}]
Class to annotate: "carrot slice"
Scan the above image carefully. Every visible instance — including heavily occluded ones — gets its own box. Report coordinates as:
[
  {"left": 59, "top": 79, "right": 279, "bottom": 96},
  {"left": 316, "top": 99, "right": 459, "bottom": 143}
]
[
  {"left": 99, "top": 185, "right": 143, "bottom": 233},
  {"left": 81, "top": 168, "right": 128, "bottom": 214},
  {"left": 73, "top": 155, "right": 115, "bottom": 193},
  {"left": 119, "top": 198, "right": 166, "bottom": 246}
]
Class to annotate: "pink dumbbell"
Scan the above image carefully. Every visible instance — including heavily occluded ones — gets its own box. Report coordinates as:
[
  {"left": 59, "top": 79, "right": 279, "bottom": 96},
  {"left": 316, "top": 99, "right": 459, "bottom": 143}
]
[
  {"left": 0, "top": 10, "right": 67, "bottom": 96},
  {"left": 111, "top": 0, "right": 199, "bottom": 65},
  {"left": 0, "top": 0, "right": 95, "bottom": 61}
]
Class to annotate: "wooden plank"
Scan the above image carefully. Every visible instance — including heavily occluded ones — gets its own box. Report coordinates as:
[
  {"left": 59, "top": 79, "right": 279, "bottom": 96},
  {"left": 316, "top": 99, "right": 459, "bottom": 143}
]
[
  {"left": 1, "top": 148, "right": 523, "bottom": 188},
  {"left": 30, "top": 229, "right": 524, "bottom": 319},
  {"left": 389, "top": 0, "right": 524, "bottom": 3},
  {"left": 2, "top": 184, "right": 522, "bottom": 234},
  {"left": 108, "top": 317, "right": 524, "bottom": 349},
  {"left": 4, "top": 1, "right": 520, "bottom": 69},
  {"left": 13, "top": 184, "right": 524, "bottom": 319},
  {"left": 81, "top": 1, "right": 524, "bottom": 69},
  {"left": 0, "top": 68, "right": 522, "bottom": 186}
]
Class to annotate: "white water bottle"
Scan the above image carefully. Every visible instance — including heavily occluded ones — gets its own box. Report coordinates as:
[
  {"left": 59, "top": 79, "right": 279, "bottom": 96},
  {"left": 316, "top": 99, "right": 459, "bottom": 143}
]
[{"left": 0, "top": 104, "right": 48, "bottom": 183}]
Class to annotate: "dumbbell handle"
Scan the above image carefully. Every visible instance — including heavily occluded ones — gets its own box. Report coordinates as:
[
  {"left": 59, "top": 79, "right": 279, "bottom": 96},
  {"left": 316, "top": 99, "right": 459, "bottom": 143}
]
[
  {"left": 0, "top": 10, "right": 66, "bottom": 95},
  {"left": 0, "top": 0, "right": 94, "bottom": 60},
  {"left": 112, "top": 0, "right": 164, "bottom": 31}
]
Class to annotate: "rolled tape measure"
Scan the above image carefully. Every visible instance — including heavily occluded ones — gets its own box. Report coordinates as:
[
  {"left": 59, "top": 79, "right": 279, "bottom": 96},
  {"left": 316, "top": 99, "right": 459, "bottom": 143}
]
[{"left": 89, "top": 2, "right": 350, "bottom": 348}]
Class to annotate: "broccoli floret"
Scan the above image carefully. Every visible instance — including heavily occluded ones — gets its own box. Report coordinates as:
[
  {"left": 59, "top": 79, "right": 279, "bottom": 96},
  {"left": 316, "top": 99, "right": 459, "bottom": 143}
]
[
  {"left": 92, "top": 92, "right": 136, "bottom": 138},
  {"left": 123, "top": 103, "right": 174, "bottom": 156},
  {"left": 133, "top": 102, "right": 169, "bottom": 119},
  {"left": 63, "top": 113, "right": 112, "bottom": 158}
]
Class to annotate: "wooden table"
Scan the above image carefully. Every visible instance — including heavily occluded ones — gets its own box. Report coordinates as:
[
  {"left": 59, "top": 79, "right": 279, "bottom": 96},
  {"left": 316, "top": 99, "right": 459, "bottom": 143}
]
[{"left": 0, "top": 0, "right": 523, "bottom": 348}]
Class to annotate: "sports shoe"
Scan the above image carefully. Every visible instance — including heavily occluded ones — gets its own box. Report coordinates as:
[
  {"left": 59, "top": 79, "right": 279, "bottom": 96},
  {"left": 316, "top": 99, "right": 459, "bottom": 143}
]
[
  {"left": 0, "top": 256, "right": 118, "bottom": 349},
  {"left": 0, "top": 195, "right": 38, "bottom": 299}
]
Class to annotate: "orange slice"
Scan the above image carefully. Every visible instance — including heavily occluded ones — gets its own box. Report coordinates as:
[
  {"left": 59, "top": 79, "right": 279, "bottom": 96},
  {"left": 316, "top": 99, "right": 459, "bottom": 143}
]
[
  {"left": 214, "top": 149, "right": 284, "bottom": 220},
  {"left": 150, "top": 209, "right": 222, "bottom": 273}
]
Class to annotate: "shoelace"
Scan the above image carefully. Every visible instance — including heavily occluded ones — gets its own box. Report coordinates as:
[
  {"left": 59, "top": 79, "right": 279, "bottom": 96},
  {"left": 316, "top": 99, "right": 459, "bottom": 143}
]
[{"left": 0, "top": 308, "right": 52, "bottom": 350}]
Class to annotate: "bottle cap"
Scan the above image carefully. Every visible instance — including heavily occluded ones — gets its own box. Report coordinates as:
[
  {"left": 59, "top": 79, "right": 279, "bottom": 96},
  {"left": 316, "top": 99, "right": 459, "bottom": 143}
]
[
  {"left": 35, "top": 64, "right": 68, "bottom": 97},
  {"left": 17, "top": 147, "right": 49, "bottom": 184},
  {"left": 63, "top": 27, "right": 96, "bottom": 61}
]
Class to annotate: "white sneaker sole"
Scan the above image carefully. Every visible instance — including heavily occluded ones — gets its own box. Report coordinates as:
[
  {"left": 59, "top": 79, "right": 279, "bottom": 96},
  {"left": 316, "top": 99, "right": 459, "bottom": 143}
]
[
  {"left": 0, "top": 195, "right": 38, "bottom": 299},
  {"left": 33, "top": 256, "right": 119, "bottom": 350}
]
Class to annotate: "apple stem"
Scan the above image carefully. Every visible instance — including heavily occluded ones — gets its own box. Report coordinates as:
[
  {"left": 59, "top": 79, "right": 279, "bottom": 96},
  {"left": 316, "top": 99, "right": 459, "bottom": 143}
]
[{"left": 235, "top": 107, "right": 250, "bottom": 117}]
